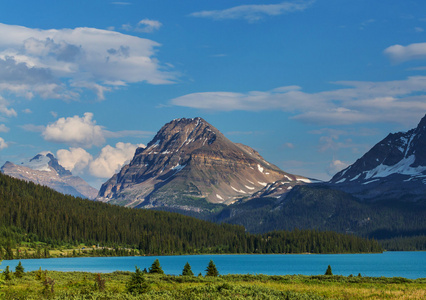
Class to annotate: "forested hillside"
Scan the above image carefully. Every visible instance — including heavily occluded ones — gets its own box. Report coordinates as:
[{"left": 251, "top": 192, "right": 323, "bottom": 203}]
[
  {"left": 0, "top": 173, "right": 381, "bottom": 257},
  {"left": 215, "top": 185, "right": 426, "bottom": 250}
]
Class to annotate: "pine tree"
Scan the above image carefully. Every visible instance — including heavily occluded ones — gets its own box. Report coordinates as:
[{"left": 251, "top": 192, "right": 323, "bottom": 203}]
[
  {"left": 3, "top": 265, "right": 11, "bottom": 281},
  {"left": 182, "top": 262, "right": 194, "bottom": 276},
  {"left": 14, "top": 261, "right": 24, "bottom": 278},
  {"left": 325, "top": 265, "right": 333, "bottom": 275},
  {"left": 148, "top": 259, "right": 164, "bottom": 274},
  {"left": 205, "top": 260, "right": 219, "bottom": 277},
  {"left": 126, "top": 266, "right": 150, "bottom": 295}
]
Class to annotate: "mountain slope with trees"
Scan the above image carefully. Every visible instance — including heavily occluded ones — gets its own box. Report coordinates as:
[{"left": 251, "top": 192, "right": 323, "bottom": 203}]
[{"left": 0, "top": 173, "right": 381, "bottom": 257}]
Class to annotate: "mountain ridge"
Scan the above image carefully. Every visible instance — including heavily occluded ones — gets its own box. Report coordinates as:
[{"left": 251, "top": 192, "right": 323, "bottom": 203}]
[{"left": 1, "top": 153, "right": 98, "bottom": 199}]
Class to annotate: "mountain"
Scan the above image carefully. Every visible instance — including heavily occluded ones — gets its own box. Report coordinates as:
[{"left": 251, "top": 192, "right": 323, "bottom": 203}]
[
  {"left": 212, "top": 115, "right": 426, "bottom": 250},
  {"left": 97, "top": 117, "right": 309, "bottom": 213},
  {"left": 1, "top": 152, "right": 98, "bottom": 199},
  {"left": 330, "top": 114, "right": 426, "bottom": 201}
]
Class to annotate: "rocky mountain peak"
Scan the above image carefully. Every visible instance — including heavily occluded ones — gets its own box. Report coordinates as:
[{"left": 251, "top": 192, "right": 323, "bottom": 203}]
[
  {"left": 97, "top": 117, "right": 300, "bottom": 211},
  {"left": 329, "top": 114, "right": 426, "bottom": 201}
]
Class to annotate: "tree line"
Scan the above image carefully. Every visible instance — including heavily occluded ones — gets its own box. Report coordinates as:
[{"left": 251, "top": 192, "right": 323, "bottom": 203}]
[{"left": 0, "top": 173, "right": 381, "bottom": 257}]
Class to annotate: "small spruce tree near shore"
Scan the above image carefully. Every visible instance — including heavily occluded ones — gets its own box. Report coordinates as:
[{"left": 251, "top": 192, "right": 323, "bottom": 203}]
[
  {"left": 325, "top": 265, "right": 333, "bottom": 275},
  {"left": 182, "top": 262, "right": 194, "bottom": 276},
  {"left": 3, "top": 265, "right": 11, "bottom": 281},
  {"left": 205, "top": 260, "right": 219, "bottom": 277},
  {"left": 15, "top": 261, "right": 24, "bottom": 278},
  {"left": 149, "top": 259, "right": 164, "bottom": 274}
]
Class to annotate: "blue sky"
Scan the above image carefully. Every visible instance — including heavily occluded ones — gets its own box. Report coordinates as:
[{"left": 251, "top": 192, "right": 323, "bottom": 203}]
[{"left": 0, "top": 0, "right": 426, "bottom": 189}]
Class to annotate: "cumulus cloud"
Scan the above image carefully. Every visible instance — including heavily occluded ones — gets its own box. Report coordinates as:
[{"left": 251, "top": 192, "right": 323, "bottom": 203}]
[
  {"left": 43, "top": 112, "right": 105, "bottom": 147},
  {"left": 0, "top": 137, "right": 8, "bottom": 150},
  {"left": 57, "top": 142, "right": 144, "bottom": 178},
  {"left": 190, "top": 0, "right": 315, "bottom": 22},
  {"left": 384, "top": 42, "right": 426, "bottom": 63},
  {"left": 57, "top": 147, "right": 93, "bottom": 174},
  {"left": 326, "top": 159, "right": 349, "bottom": 176},
  {"left": 171, "top": 76, "right": 426, "bottom": 125},
  {"left": 89, "top": 142, "right": 144, "bottom": 178},
  {"left": 0, "top": 23, "right": 174, "bottom": 101}
]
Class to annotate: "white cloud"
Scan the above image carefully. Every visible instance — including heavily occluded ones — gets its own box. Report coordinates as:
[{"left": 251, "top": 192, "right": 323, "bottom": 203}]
[
  {"left": 0, "top": 124, "right": 10, "bottom": 132},
  {"left": 0, "top": 23, "right": 174, "bottom": 101},
  {"left": 0, "top": 95, "right": 17, "bottom": 117},
  {"left": 0, "top": 137, "right": 7, "bottom": 150},
  {"left": 384, "top": 42, "right": 426, "bottom": 63},
  {"left": 190, "top": 0, "right": 315, "bottom": 22},
  {"left": 22, "top": 108, "right": 32, "bottom": 114},
  {"left": 171, "top": 76, "right": 426, "bottom": 125},
  {"left": 57, "top": 147, "right": 93, "bottom": 174},
  {"left": 42, "top": 112, "right": 105, "bottom": 147},
  {"left": 136, "top": 19, "right": 162, "bottom": 33},
  {"left": 0, "top": 124, "right": 9, "bottom": 132},
  {"left": 89, "top": 142, "right": 144, "bottom": 178},
  {"left": 121, "top": 19, "right": 162, "bottom": 33},
  {"left": 326, "top": 159, "right": 349, "bottom": 176}
]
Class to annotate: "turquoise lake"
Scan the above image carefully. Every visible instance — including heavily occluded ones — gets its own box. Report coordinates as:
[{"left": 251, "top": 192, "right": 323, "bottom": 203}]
[{"left": 2, "top": 251, "right": 425, "bottom": 279}]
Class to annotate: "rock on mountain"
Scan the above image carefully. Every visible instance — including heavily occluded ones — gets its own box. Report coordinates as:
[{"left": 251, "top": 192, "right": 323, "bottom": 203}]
[
  {"left": 1, "top": 152, "right": 98, "bottom": 199},
  {"left": 330, "top": 114, "right": 426, "bottom": 201},
  {"left": 97, "top": 117, "right": 307, "bottom": 212}
]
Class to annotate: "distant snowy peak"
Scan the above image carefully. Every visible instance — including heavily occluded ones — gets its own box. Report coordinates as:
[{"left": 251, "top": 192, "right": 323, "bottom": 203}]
[
  {"left": 2, "top": 153, "right": 97, "bottom": 199},
  {"left": 21, "top": 152, "right": 72, "bottom": 176},
  {"left": 331, "top": 114, "right": 426, "bottom": 185}
]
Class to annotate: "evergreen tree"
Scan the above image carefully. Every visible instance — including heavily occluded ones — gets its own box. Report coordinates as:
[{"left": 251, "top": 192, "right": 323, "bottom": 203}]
[
  {"left": 205, "top": 260, "right": 219, "bottom": 277},
  {"left": 325, "top": 265, "right": 333, "bottom": 275},
  {"left": 149, "top": 259, "right": 164, "bottom": 274},
  {"left": 0, "top": 261, "right": 4, "bottom": 287},
  {"left": 126, "top": 266, "right": 150, "bottom": 295},
  {"left": 3, "top": 265, "right": 11, "bottom": 281},
  {"left": 14, "top": 261, "right": 24, "bottom": 278},
  {"left": 182, "top": 262, "right": 194, "bottom": 276}
]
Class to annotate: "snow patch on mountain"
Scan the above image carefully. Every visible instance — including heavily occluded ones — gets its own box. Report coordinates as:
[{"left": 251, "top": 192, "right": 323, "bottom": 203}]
[
  {"left": 22, "top": 154, "right": 52, "bottom": 172},
  {"left": 364, "top": 155, "right": 426, "bottom": 179}
]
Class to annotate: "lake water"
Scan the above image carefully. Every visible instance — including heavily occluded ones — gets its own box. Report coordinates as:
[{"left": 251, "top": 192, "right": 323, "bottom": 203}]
[{"left": 2, "top": 251, "right": 425, "bottom": 279}]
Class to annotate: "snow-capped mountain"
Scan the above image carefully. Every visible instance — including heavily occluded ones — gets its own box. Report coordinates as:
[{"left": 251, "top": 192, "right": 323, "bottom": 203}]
[
  {"left": 330, "top": 114, "right": 426, "bottom": 201},
  {"left": 97, "top": 117, "right": 308, "bottom": 212},
  {"left": 1, "top": 153, "right": 98, "bottom": 199}
]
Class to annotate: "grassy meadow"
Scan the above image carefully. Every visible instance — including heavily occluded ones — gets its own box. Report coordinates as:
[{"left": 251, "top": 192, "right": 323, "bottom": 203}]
[{"left": 1, "top": 268, "right": 425, "bottom": 299}]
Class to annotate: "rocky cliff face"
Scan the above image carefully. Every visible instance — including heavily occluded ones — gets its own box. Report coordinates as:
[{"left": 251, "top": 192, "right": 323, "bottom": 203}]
[
  {"left": 329, "top": 114, "right": 426, "bottom": 201},
  {"left": 97, "top": 117, "right": 304, "bottom": 211},
  {"left": 1, "top": 153, "right": 98, "bottom": 199}
]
